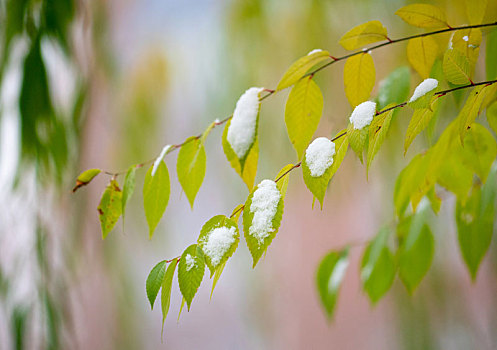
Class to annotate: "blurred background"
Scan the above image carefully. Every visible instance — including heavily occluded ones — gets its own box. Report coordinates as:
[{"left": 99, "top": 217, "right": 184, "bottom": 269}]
[{"left": 0, "top": 0, "right": 497, "bottom": 349}]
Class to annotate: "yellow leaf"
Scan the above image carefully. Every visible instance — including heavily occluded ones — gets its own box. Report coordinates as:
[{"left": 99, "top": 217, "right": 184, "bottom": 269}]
[
  {"left": 464, "top": 0, "right": 487, "bottom": 24},
  {"left": 276, "top": 50, "right": 330, "bottom": 91},
  {"left": 285, "top": 77, "right": 324, "bottom": 160},
  {"left": 395, "top": 4, "right": 449, "bottom": 28},
  {"left": 339, "top": 20, "right": 388, "bottom": 51},
  {"left": 443, "top": 49, "right": 472, "bottom": 85},
  {"left": 407, "top": 36, "right": 439, "bottom": 79},
  {"left": 343, "top": 53, "right": 375, "bottom": 107},
  {"left": 451, "top": 28, "right": 482, "bottom": 70}
]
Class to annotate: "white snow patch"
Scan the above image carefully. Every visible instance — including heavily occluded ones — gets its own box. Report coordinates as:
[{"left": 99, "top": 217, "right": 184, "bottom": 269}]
[
  {"left": 462, "top": 35, "right": 469, "bottom": 42},
  {"left": 185, "top": 254, "right": 196, "bottom": 271},
  {"left": 305, "top": 137, "right": 336, "bottom": 177},
  {"left": 349, "top": 101, "right": 376, "bottom": 130},
  {"left": 249, "top": 180, "right": 281, "bottom": 245},
  {"left": 227, "top": 87, "right": 264, "bottom": 158},
  {"left": 328, "top": 257, "right": 349, "bottom": 293},
  {"left": 203, "top": 226, "right": 237, "bottom": 267},
  {"left": 152, "top": 144, "right": 171, "bottom": 176},
  {"left": 307, "top": 49, "right": 323, "bottom": 55},
  {"left": 409, "top": 78, "right": 438, "bottom": 103}
]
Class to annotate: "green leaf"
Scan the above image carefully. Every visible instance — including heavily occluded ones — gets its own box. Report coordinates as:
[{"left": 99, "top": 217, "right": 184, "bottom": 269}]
[
  {"left": 343, "top": 53, "right": 376, "bottom": 107},
  {"left": 243, "top": 181, "right": 284, "bottom": 267},
  {"left": 73, "top": 168, "right": 101, "bottom": 192},
  {"left": 394, "top": 154, "right": 430, "bottom": 217},
  {"left": 276, "top": 50, "right": 330, "bottom": 91},
  {"left": 347, "top": 122, "right": 368, "bottom": 162},
  {"left": 122, "top": 165, "right": 136, "bottom": 221},
  {"left": 316, "top": 249, "right": 349, "bottom": 320},
  {"left": 98, "top": 180, "right": 122, "bottom": 239},
  {"left": 178, "top": 244, "right": 205, "bottom": 311},
  {"left": 437, "top": 152, "right": 473, "bottom": 202},
  {"left": 458, "top": 123, "right": 497, "bottom": 183},
  {"left": 143, "top": 162, "right": 170, "bottom": 239},
  {"left": 197, "top": 215, "right": 240, "bottom": 275},
  {"left": 361, "top": 228, "right": 396, "bottom": 304},
  {"left": 222, "top": 119, "right": 258, "bottom": 190},
  {"left": 161, "top": 258, "right": 178, "bottom": 336},
  {"left": 302, "top": 133, "right": 348, "bottom": 208},
  {"left": 146, "top": 260, "right": 167, "bottom": 310},
  {"left": 274, "top": 163, "right": 295, "bottom": 199},
  {"left": 397, "top": 200, "right": 434, "bottom": 293},
  {"left": 404, "top": 101, "right": 439, "bottom": 153},
  {"left": 456, "top": 163, "right": 497, "bottom": 280},
  {"left": 367, "top": 105, "right": 394, "bottom": 174},
  {"left": 285, "top": 76, "right": 323, "bottom": 160},
  {"left": 210, "top": 261, "right": 226, "bottom": 300},
  {"left": 395, "top": 4, "right": 449, "bottom": 28},
  {"left": 443, "top": 49, "right": 472, "bottom": 85},
  {"left": 176, "top": 136, "right": 207, "bottom": 208},
  {"left": 377, "top": 66, "right": 410, "bottom": 110},
  {"left": 488, "top": 102, "right": 497, "bottom": 135},
  {"left": 339, "top": 20, "right": 388, "bottom": 51},
  {"left": 455, "top": 85, "right": 491, "bottom": 143},
  {"left": 487, "top": 28, "right": 497, "bottom": 80}
]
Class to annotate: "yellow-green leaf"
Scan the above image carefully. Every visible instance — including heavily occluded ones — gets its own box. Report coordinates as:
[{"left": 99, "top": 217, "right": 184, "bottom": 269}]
[
  {"left": 458, "top": 124, "right": 497, "bottom": 182},
  {"left": 395, "top": 4, "right": 449, "bottom": 28},
  {"left": 274, "top": 163, "right": 295, "bottom": 199},
  {"left": 443, "top": 49, "right": 472, "bottom": 85},
  {"left": 285, "top": 76, "right": 323, "bottom": 159},
  {"left": 367, "top": 106, "right": 394, "bottom": 174},
  {"left": 404, "top": 98, "right": 440, "bottom": 153},
  {"left": 344, "top": 53, "right": 375, "bottom": 107},
  {"left": 222, "top": 119, "right": 258, "bottom": 190},
  {"left": 276, "top": 50, "right": 330, "bottom": 91},
  {"left": 464, "top": 0, "right": 487, "bottom": 25},
  {"left": 339, "top": 20, "right": 388, "bottom": 51},
  {"left": 177, "top": 244, "right": 205, "bottom": 311},
  {"left": 73, "top": 168, "right": 101, "bottom": 192},
  {"left": 161, "top": 259, "right": 178, "bottom": 338},
  {"left": 143, "top": 162, "right": 170, "bottom": 239},
  {"left": 487, "top": 101, "right": 497, "bottom": 135},
  {"left": 451, "top": 28, "right": 482, "bottom": 71},
  {"left": 455, "top": 85, "right": 490, "bottom": 142},
  {"left": 122, "top": 165, "right": 136, "bottom": 222},
  {"left": 407, "top": 36, "right": 439, "bottom": 79},
  {"left": 177, "top": 136, "right": 206, "bottom": 208},
  {"left": 98, "top": 180, "right": 122, "bottom": 239},
  {"left": 347, "top": 122, "right": 368, "bottom": 163}
]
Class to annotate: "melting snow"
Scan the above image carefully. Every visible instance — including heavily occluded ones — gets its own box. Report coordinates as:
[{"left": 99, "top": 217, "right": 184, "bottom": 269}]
[
  {"left": 409, "top": 78, "right": 438, "bottom": 103},
  {"left": 152, "top": 144, "right": 171, "bottom": 176},
  {"left": 202, "top": 226, "right": 237, "bottom": 267},
  {"left": 249, "top": 180, "right": 281, "bottom": 245},
  {"left": 305, "top": 137, "right": 336, "bottom": 177},
  {"left": 462, "top": 35, "right": 469, "bottom": 42},
  {"left": 185, "top": 254, "right": 196, "bottom": 271},
  {"left": 227, "top": 87, "right": 264, "bottom": 159},
  {"left": 307, "top": 49, "right": 323, "bottom": 55},
  {"left": 349, "top": 101, "right": 376, "bottom": 130}
]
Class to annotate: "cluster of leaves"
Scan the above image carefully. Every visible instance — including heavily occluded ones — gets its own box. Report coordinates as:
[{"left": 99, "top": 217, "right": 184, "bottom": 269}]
[{"left": 74, "top": 1, "right": 497, "bottom": 331}]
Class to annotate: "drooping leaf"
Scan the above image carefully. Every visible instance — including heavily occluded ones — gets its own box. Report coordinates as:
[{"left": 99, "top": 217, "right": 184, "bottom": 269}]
[
  {"left": 274, "top": 163, "right": 295, "bottom": 199},
  {"left": 285, "top": 77, "right": 323, "bottom": 159},
  {"left": 243, "top": 181, "right": 284, "bottom": 267},
  {"left": 361, "top": 228, "right": 396, "bottom": 304},
  {"left": 302, "top": 132, "right": 348, "bottom": 207},
  {"left": 276, "top": 50, "right": 331, "bottom": 91},
  {"left": 347, "top": 123, "right": 368, "bottom": 163},
  {"left": 488, "top": 102, "right": 497, "bottom": 135},
  {"left": 397, "top": 200, "right": 434, "bottom": 293},
  {"left": 73, "top": 168, "right": 101, "bottom": 192},
  {"left": 443, "top": 49, "right": 472, "bottom": 85},
  {"left": 316, "top": 249, "right": 349, "bottom": 320},
  {"left": 161, "top": 258, "right": 178, "bottom": 336},
  {"left": 176, "top": 136, "right": 207, "bottom": 208},
  {"left": 367, "top": 106, "right": 394, "bottom": 174},
  {"left": 437, "top": 152, "right": 473, "bottom": 202},
  {"left": 143, "top": 162, "right": 170, "bottom": 239},
  {"left": 377, "top": 66, "right": 411, "bottom": 110},
  {"left": 486, "top": 28, "right": 497, "bottom": 80},
  {"left": 451, "top": 28, "right": 482, "bottom": 73},
  {"left": 339, "top": 20, "right": 388, "bottom": 51},
  {"left": 122, "top": 165, "right": 137, "bottom": 221},
  {"left": 404, "top": 98, "right": 440, "bottom": 153},
  {"left": 458, "top": 123, "right": 497, "bottom": 182},
  {"left": 395, "top": 4, "right": 449, "bottom": 28},
  {"left": 197, "top": 215, "right": 240, "bottom": 275},
  {"left": 343, "top": 53, "right": 376, "bottom": 107},
  {"left": 455, "top": 85, "right": 490, "bottom": 142},
  {"left": 98, "top": 180, "right": 122, "bottom": 239},
  {"left": 394, "top": 154, "right": 430, "bottom": 217},
  {"left": 222, "top": 119, "right": 258, "bottom": 190},
  {"left": 407, "top": 36, "right": 439, "bottom": 79},
  {"left": 178, "top": 244, "right": 205, "bottom": 310},
  {"left": 210, "top": 261, "right": 226, "bottom": 300},
  {"left": 464, "top": 0, "right": 487, "bottom": 25},
  {"left": 146, "top": 260, "right": 167, "bottom": 310}
]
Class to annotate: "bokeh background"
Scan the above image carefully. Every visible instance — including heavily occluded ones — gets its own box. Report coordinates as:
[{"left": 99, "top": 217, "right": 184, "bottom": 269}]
[{"left": 1, "top": 0, "right": 497, "bottom": 349}]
